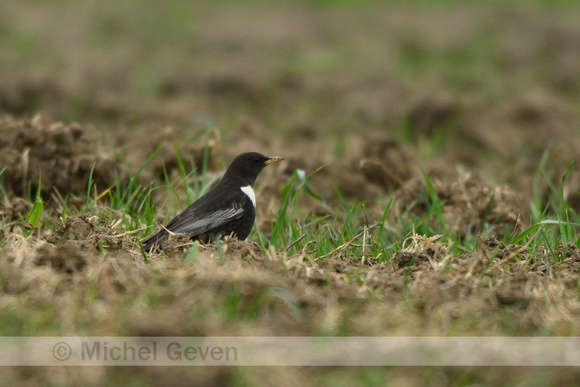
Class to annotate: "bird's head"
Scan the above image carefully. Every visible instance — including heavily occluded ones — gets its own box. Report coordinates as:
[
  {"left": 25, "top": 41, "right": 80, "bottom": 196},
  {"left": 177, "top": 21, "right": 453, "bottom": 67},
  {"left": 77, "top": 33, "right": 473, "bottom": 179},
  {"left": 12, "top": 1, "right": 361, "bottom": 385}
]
[{"left": 223, "top": 152, "right": 284, "bottom": 186}]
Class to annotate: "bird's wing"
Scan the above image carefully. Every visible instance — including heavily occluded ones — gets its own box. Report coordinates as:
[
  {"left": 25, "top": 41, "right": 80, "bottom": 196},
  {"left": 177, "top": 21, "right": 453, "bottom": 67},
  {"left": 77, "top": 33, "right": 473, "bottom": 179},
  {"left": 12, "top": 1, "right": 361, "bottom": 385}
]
[{"left": 165, "top": 205, "right": 245, "bottom": 237}]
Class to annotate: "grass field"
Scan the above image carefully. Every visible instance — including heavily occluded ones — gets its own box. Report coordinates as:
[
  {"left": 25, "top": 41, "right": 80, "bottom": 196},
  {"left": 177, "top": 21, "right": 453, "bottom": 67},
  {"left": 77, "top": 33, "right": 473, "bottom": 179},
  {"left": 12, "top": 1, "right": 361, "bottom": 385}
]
[{"left": 2, "top": 0, "right": 580, "bottom": 385}]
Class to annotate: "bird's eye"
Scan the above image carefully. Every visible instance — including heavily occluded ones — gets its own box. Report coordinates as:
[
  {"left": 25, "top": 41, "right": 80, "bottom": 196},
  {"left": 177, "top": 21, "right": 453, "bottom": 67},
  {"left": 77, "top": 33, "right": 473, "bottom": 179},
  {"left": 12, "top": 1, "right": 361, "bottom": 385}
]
[{"left": 254, "top": 158, "right": 261, "bottom": 163}]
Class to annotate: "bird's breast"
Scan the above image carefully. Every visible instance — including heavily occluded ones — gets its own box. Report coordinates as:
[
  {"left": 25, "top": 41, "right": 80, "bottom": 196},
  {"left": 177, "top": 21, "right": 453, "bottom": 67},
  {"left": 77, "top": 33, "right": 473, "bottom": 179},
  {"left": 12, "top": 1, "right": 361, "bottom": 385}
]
[{"left": 240, "top": 185, "right": 256, "bottom": 207}]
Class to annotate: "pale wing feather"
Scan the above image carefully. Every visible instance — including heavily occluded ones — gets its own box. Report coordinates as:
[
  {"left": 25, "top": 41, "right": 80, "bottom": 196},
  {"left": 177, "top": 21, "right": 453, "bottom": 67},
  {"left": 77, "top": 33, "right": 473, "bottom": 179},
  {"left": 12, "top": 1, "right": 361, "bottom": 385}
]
[{"left": 170, "top": 206, "right": 244, "bottom": 236}]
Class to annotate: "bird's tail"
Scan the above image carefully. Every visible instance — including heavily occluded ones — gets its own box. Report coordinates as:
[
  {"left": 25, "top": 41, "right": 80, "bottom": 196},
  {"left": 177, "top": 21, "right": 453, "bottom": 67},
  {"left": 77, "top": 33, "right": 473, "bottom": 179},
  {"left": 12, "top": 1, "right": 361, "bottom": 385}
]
[{"left": 141, "top": 230, "right": 168, "bottom": 252}]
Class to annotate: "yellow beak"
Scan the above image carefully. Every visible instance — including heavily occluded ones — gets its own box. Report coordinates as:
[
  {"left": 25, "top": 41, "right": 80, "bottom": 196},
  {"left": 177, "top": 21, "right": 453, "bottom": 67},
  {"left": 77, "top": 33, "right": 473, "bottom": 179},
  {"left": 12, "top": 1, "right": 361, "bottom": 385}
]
[{"left": 265, "top": 156, "right": 284, "bottom": 165}]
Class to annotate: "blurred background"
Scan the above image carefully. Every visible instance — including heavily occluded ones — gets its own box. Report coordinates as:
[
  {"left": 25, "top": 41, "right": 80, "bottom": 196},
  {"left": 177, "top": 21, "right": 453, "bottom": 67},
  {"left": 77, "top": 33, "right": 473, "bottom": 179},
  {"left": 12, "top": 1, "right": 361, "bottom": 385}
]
[{"left": 2, "top": 0, "right": 579, "bottom": 204}]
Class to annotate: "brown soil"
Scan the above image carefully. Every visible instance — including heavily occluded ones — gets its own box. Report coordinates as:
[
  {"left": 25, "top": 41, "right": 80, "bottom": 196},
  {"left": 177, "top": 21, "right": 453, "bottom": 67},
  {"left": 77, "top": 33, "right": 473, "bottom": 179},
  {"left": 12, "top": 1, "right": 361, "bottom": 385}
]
[
  {"left": 0, "top": 114, "right": 121, "bottom": 200},
  {"left": 2, "top": 0, "right": 580, "bottom": 385}
]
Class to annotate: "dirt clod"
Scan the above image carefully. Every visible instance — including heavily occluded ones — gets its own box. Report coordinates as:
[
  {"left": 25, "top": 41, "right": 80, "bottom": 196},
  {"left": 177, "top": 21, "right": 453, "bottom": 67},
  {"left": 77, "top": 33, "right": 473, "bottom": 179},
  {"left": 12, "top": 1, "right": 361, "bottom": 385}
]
[
  {"left": 394, "top": 173, "right": 527, "bottom": 237},
  {"left": 33, "top": 244, "right": 88, "bottom": 274},
  {"left": 0, "top": 114, "right": 120, "bottom": 198},
  {"left": 0, "top": 197, "right": 33, "bottom": 222}
]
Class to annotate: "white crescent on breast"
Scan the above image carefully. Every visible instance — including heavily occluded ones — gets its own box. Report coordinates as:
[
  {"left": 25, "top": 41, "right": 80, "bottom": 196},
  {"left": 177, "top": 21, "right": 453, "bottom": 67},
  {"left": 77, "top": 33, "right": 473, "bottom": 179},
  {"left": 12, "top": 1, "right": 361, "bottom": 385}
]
[{"left": 240, "top": 185, "right": 256, "bottom": 207}]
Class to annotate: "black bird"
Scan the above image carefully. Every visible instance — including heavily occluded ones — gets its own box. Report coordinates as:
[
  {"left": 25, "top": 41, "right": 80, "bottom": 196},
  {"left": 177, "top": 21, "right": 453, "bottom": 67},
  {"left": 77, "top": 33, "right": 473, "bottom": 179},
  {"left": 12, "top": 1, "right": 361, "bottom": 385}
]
[{"left": 141, "top": 152, "right": 283, "bottom": 252}]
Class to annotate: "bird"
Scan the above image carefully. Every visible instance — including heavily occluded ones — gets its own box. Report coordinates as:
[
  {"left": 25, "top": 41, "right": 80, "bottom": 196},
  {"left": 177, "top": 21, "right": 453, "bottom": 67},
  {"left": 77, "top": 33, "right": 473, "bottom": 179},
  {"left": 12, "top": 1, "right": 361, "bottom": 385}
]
[{"left": 141, "top": 152, "right": 283, "bottom": 252}]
